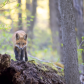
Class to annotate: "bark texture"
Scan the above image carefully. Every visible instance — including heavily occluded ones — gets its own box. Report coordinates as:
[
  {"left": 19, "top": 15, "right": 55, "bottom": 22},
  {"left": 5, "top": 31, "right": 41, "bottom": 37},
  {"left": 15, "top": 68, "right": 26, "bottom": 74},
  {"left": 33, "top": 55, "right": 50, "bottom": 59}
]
[
  {"left": 0, "top": 54, "right": 65, "bottom": 84},
  {"left": 49, "top": 0, "right": 62, "bottom": 61},
  {"left": 49, "top": 0, "right": 64, "bottom": 63},
  {"left": 26, "top": 0, "right": 37, "bottom": 53},
  {"left": 60, "top": 0, "right": 80, "bottom": 84},
  {"left": 73, "top": 0, "right": 84, "bottom": 72},
  {"left": 49, "top": 0, "right": 60, "bottom": 51},
  {"left": 18, "top": 0, "right": 23, "bottom": 30},
  {"left": 55, "top": 0, "right": 64, "bottom": 63},
  {"left": 26, "top": 0, "right": 31, "bottom": 28}
]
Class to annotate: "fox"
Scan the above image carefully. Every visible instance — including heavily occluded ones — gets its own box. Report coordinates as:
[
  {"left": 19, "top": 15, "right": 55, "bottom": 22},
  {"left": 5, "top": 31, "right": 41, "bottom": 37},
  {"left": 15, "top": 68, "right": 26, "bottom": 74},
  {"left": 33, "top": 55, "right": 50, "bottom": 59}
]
[{"left": 12, "top": 30, "right": 28, "bottom": 61}]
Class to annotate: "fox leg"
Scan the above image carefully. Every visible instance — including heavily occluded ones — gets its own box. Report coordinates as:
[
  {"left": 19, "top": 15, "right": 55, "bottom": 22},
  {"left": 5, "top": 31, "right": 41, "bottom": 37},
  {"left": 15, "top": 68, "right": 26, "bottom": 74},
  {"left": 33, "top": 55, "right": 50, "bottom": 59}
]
[
  {"left": 25, "top": 48, "right": 28, "bottom": 61},
  {"left": 14, "top": 47, "right": 19, "bottom": 60},
  {"left": 20, "top": 49, "right": 24, "bottom": 60}
]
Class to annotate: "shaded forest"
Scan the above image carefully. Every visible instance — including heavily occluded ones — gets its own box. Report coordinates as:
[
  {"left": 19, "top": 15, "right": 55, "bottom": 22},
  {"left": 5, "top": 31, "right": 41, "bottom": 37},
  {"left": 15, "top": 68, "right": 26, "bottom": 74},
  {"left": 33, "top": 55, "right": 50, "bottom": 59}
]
[{"left": 0, "top": 0, "right": 84, "bottom": 84}]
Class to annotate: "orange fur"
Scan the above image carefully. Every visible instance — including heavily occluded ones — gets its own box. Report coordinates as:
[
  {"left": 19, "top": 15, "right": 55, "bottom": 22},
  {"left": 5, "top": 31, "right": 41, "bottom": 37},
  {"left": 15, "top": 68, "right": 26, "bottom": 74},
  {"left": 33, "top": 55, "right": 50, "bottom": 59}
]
[
  {"left": 12, "top": 30, "right": 28, "bottom": 61},
  {"left": 12, "top": 30, "right": 27, "bottom": 49}
]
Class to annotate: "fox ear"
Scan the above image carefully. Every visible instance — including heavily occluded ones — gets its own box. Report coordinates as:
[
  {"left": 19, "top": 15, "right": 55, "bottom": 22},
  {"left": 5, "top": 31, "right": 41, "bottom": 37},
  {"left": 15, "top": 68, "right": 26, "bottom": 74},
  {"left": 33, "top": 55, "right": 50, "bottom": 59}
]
[
  {"left": 16, "top": 33, "right": 20, "bottom": 40},
  {"left": 24, "top": 34, "right": 27, "bottom": 40}
]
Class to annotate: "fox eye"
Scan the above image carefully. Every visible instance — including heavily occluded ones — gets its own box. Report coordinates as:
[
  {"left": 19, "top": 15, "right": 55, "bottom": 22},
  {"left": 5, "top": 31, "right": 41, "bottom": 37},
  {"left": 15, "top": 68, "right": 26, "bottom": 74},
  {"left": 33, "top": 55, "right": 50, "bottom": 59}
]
[{"left": 18, "top": 43, "right": 20, "bottom": 45}]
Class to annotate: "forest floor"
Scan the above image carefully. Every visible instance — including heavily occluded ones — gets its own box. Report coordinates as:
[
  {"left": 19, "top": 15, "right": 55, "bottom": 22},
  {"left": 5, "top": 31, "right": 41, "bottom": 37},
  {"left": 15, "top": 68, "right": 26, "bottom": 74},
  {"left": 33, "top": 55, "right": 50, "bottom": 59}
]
[{"left": 0, "top": 54, "right": 65, "bottom": 84}]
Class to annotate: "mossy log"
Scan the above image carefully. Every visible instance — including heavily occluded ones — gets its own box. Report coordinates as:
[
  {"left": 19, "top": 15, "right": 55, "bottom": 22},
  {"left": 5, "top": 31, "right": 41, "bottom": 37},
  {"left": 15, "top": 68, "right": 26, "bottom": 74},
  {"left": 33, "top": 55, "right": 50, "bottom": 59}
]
[{"left": 0, "top": 54, "right": 65, "bottom": 84}]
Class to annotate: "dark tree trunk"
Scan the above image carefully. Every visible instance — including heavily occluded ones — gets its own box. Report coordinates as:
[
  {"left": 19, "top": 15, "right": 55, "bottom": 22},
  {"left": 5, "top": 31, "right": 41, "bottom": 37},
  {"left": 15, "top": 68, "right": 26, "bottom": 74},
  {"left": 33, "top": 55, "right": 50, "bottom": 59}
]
[
  {"left": 55, "top": 0, "right": 64, "bottom": 63},
  {"left": 49, "top": 0, "right": 64, "bottom": 63},
  {"left": 73, "top": 0, "right": 84, "bottom": 73},
  {"left": 18, "top": 0, "right": 22, "bottom": 30},
  {"left": 26, "top": 0, "right": 37, "bottom": 53},
  {"left": 26, "top": 0, "right": 31, "bottom": 27},
  {"left": 49, "top": 0, "right": 60, "bottom": 57},
  {"left": 60, "top": 0, "right": 80, "bottom": 84}
]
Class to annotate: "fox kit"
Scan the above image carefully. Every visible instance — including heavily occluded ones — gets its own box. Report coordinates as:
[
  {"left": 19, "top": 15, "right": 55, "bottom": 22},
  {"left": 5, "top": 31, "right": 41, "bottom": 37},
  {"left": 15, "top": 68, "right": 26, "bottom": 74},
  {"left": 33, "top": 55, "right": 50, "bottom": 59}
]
[{"left": 12, "top": 30, "right": 28, "bottom": 61}]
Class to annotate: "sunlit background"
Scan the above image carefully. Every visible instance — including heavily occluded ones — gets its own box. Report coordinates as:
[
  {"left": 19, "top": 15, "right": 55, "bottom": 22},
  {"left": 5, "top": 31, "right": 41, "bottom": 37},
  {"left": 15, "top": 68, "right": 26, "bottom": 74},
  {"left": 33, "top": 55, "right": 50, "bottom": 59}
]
[{"left": 0, "top": 0, "right": 83, "bottom": 66}]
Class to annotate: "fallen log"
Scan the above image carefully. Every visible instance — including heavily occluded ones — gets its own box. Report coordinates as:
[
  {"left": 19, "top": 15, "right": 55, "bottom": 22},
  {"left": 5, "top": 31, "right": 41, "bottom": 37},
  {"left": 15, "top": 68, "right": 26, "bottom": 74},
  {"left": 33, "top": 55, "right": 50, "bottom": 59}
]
[{"left": 0, "top": 54, "right": 65, "bottom": 84}]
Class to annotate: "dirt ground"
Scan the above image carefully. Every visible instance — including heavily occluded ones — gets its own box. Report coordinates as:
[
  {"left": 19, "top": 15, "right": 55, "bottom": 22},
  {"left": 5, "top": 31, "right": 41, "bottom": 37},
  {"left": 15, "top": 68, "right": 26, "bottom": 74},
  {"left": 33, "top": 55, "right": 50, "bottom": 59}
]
[{"left": 0, "top": 54, "right": 65, "bottom": 84}]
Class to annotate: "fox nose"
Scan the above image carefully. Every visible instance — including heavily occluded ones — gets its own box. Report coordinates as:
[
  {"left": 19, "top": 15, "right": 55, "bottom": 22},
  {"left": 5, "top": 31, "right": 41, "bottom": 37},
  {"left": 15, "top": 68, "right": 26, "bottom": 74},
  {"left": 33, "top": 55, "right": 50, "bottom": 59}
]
[
  {"left": 20, "top": 48, "right": 23, "bottom": 50},
  {"left": 20, "top": 46, "right": 23, "bottom": 50}
]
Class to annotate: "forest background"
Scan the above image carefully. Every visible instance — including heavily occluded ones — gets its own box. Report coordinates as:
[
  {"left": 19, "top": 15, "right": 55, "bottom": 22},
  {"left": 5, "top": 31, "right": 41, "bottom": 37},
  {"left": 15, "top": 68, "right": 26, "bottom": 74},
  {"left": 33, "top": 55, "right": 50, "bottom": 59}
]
[
  {"left": 0, "top": 0, "right": 60, "bottom": 62},
  {"left": 0, "top": 0, "right": 83, "bottom": 72}
]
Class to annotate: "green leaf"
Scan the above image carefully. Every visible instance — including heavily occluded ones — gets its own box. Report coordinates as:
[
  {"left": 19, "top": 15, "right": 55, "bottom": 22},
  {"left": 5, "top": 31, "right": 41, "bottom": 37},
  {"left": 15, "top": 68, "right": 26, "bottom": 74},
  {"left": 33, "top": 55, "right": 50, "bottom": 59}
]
[
  {"left": 44, "top": 49, "right": 48, "bottom": 53},
  {"left": 35, "top": 51, "right": 38, "bottom": 54},
  {"left": 31, "top": 16, "right": 35, "bottom": 18},
  {"left": 28, "top": 38, "right": 31, "bottom": 41},
  {"left": 23, "top": 17, "right": 26, "bottom": 20},
  {"left": 27, "top": 24, "right": 30, "bottom": 26},
  {"left": 82, "top": 44, "right": 84, "bottom": 47},
  {"left": 30, "top": 19, "right": 33, "bottom": 21},
  {"left": 3, "top": 1, "right": 6, "bottom": 6},
  {"left": 82, "top": 36, "right": 84, "bottom": 41},
  {"left": 79, "top": 70, "right": 81, "bottom": 73},
  {"left": 77, "top": 49, "right": 83, "bottom": 53},
  {"left": 61, "top": 68, "right": 64, "bottom": 72},
  {"left": 4, "top": 11, "right": 8, "bottom": 14},
  {"left": 82, "top": 63, "right": 84, "bottom": 65},
  {"left": 16, "top": 3, "right": 20, "bottom": 7},
  {"left": 61, "top": 43, "right": 63, "bottom": 47},
  {"left": 27, "top": 20, "right": 30, "bottom": 23}
]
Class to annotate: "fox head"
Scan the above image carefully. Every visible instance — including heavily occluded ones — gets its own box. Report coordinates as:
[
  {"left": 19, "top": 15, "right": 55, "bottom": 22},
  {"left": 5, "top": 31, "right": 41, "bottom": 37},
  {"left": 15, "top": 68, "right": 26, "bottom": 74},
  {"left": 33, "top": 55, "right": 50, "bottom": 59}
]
[{"left": 15, "top": 33, "right": 27, "bottom": 49}]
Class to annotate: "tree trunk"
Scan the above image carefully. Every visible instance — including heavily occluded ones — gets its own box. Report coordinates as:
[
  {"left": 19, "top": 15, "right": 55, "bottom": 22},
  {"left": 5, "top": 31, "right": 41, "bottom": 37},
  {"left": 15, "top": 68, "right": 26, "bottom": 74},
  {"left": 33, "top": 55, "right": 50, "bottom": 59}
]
[
  {"left": 73, "top": 0, "right": 84, "bottom": 73},
  {"left": 26, "top": 0, "right": 37, "bottom": 53},
  {"left": 18, "top": 0, "right": 23, "bottom": 30},
  {"left": 55, "top": 0, "right": 64, "bottom": 63},
  {"left": 49, "top": 0, "right": 60, "bottom": 57},
  {"left": 60, "top": 0, "right": 80, "bottom": 84},
  {"left": 26, "top": 0, "right": 31, "bottom": 27}
]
